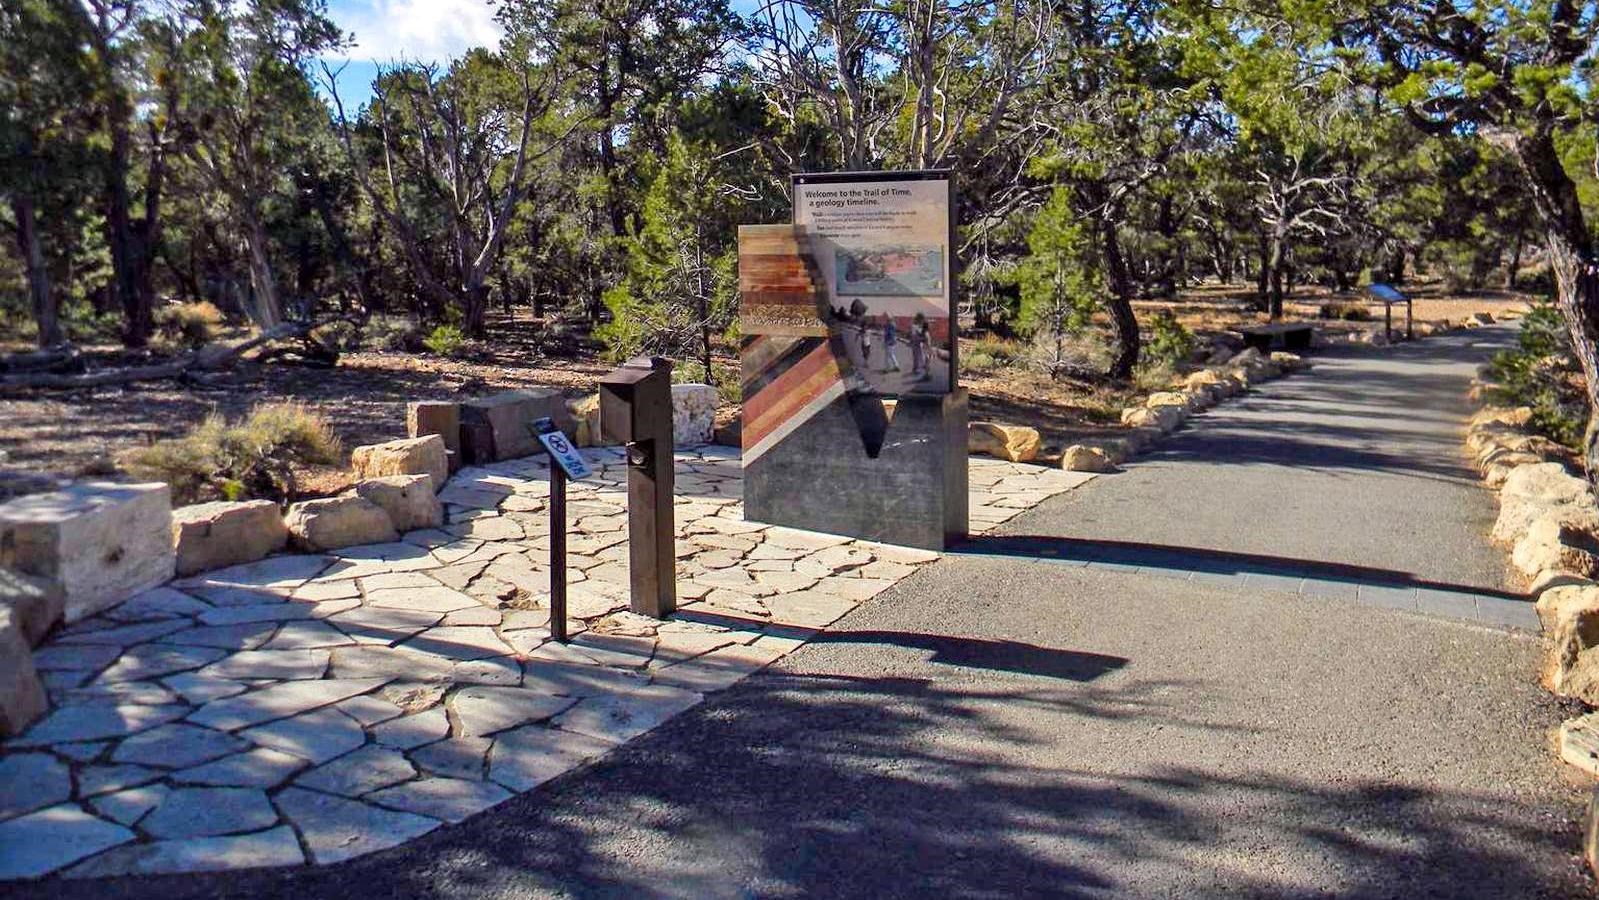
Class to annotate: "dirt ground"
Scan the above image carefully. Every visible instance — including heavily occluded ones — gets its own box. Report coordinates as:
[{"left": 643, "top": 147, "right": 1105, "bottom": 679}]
[{"left": 0, "top": 282, "right": 1541, "bottom": 496}]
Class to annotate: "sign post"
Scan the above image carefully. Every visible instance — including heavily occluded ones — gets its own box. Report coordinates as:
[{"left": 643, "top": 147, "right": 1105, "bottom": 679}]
[{"left": 533, "top": 417, "right": 591, "bottom": 642}]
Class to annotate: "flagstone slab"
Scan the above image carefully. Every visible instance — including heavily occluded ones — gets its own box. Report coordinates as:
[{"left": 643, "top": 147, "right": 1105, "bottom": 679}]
[
  {"left": 31, "top": 643, "right": 124, "bottom": 672},
  {"left": 155, "top": 622, "right": 277, "bottom": 650},
  {"left": 112, "top": 722, "right": 250, "bottom": 768},
  {"left": 487, "top": 724, "right": 617, "bottom": 792},
  {"left": 60, "top": 679, "right": 178, "bottom": 707},
  {"left": 409, "top": 736, "right": 493, "bottom": 781},
  {"left": 75, "top": 763, "right": 161, "bottom": 797},
  {"left": 262, "top": 620, "right": 354, "bottom": 650},
  {"left": 196, "top": 603, "right": 315, "bottom": 627},
  {"left": 9, "top": 701, "right": 188, "bottom": 747},
  {"left": 89, "top": 782, "right": 169, "bottom": 826},
  {"left": 334, "top": 694, "right": 405, "bottom": 726},
  {"left": 372, "top": 707, "right": 450, "bottom": 750},
  {"left": 187, "top": 678, "right": 390, "bottom": 731},
  {"left": 55, "top": 619, "right": 191, "bottom": 647},
  {"left": 103, "top": 587, "right": 212, "bottom": 622},
  {"left": 290, "top": 580, "right": 362, "bottom": 602},
  {"left": 367, "top": 776, "right": 510, "bottom": 824},
  {"left": 141, "top": 787, "right": 277, "bottom": 839},
  {"left": 63, "top": 824, "right": 304, "bottom": 877},
  {"left": 550, "top": 684, "right": 702, "bottom": 744},
  {"left": 173, "top": 747, "right": 307, "bottom": 788},
  {"left": 327, "top": 606, "right": 444, "bottom": 645},
  {"left": 203, "top": 649, "right": 330, "bottom": 681},
  {"left": 0, "top": 804, "right": 134, "bottom": 879},
  {"left": 0, "top": 752, "right": 71, "bottom": 820},
  {"left": 162, "top": 672, "right": 248, "bottom": 705},
  {"left": 401, "top": 626, "right": 515, "bottom": 662},
  {"left": 180, "top": 555, "right": 331, "bottom": 591},
  {"left": 274, "top": 786, "right": 439, "bottom": 865},
  {"left": 295, "top": 745, "right": 415, "bottom": 797},
  {"left": 242, "top": 706, "right": 366, "bottom": 765},
  {"left": 451, "top": 685, "right": 575, "bottom": 737}
]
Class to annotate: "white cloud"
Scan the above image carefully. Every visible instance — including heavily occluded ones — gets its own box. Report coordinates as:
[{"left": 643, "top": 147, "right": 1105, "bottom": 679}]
[{"left": 330, "top": 0, "right": 503, "bottom": 64}]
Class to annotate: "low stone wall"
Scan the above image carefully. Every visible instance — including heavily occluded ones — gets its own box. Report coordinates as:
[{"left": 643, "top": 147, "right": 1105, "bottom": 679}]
[
  {"left": 1462, "top": 403, "right": 1599, "bottom": 779},
  {"left": 965, "top": 347, "right": 1310, "bottom": 472}
]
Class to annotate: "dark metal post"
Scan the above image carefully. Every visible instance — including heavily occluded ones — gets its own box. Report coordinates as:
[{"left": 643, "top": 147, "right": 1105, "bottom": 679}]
[
  {"left": 627, "top": 436, "right": 676, "bottom": 618},
  {"left": 1385, "top": 301, "right": 1393, "bottom": 342},
  {"left": 549, "top": 458, "right": 568, "bottom": 642},
  {"left": 1405, "top": 299, "right": 1413, "bottom": 341},
  {"left": 597, "top": 356, "right": 677, "bottom": 620}
]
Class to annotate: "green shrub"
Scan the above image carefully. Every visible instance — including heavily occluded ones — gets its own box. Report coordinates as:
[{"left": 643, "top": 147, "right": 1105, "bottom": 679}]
[
  {"left": 1320, "top": 300, "right": 1373, "bottom": 321},
  {"left": 422, "top": 323, "right": 467, "bottom": 357},
  {"left": 1484, "top": 302, "right": 1587, "bottom": 448},
  {"left": 155, "top": 301, "right": 225, "bottom": 349},
  {"left": 123, "top": 402, "right": 342, "bottom": 505},
  {"left": 359, "top": 315, "right": 422, "bottom": 351},
  {"left": 961, "top": 336, "right": 1020, "bottom": 375},
  {"left": 1144, "top": 310, "right": 1195, "bottom": 368}
]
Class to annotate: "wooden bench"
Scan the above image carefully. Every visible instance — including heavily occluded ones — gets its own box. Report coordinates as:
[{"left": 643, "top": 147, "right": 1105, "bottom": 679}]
[{"left": 1237, "top": 322, "right": 1314, "bottom": 353}]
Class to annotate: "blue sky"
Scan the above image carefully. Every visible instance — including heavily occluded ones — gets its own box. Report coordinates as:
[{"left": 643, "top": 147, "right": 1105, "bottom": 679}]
[
  {"left": 321, "top": 0, "right": 504, "bottom": 108},
  {"left": 321, "top": 0, "right": 764, "bottom": 109}
]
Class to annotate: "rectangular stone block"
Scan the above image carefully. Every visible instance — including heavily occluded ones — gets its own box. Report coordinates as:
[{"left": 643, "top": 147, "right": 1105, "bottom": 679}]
[
  {"left": 407, "top": 402, "right": 461, "bottom": 473},
  {"left": 0, "top": 607, "right": 47, "bottom": 738},
  {"left": 745, "top": 390, "right": 969, "bottom": 550},
  {"left": 171, "top": 500, "right": 289, "bottom": 577},
  {"left": 459, "top": 391, "right": 572, "bottom": 464},
  {"left": 0, "top": 568, "right": 64, "bottom": 645},
  {"left": 0, "top": 482, "right": 176, "bottom": 623}
]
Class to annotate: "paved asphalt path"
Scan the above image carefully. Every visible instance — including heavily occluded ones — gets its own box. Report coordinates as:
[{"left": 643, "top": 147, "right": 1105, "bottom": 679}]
[{"left": 12, "top": 325, "right": 1593, "bottom": 899}]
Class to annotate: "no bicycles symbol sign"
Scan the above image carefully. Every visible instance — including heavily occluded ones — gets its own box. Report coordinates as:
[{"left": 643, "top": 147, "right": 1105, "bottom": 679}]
[{"left": 533, "top": 417, "right": 593, "bottom": 480}]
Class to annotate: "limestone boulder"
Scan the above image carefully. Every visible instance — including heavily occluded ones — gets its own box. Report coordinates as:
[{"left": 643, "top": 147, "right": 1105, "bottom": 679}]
[
  {"left": 348, "top": 475, "right": 442, "bottom": 533},
  {"left": 1512, "top": 507, "right": 1599, "bottom": 579},
  {"left": 1557, "top": 712, "right": 1599, "bottom": 778},
  {"left": 1145, "top": 391, "right": 1194, "bottom": 412},
  {"left": 0, "top": 481, "right": 175, "bottom": 624},
  {"left": 968, "top": 423, "right": 1042, "bottom": 462},
  {"left": 1486, "top": 457, "right": 1547, "bottom": 489},
  {"left": 351, "top": 435, "right": 449, "bottom": 494},
  {"left": 284, "top": 496, "right": 398, "bottom": 552},
  {"left": 1061, "top": 445, "right": 1116, "bottom": 473},
  {"left": 1465, "top": 312, "right": 1496, "bottom": 327},
  {"left": 1120, "top": 426, "right": 1165, "bottom": 453},
  {"left": 0, "top": 569, "right": 63, "bottom": 646},
  {"left": 1121, "top": 405, "right": 1183, "bottom": 433},
  {"left": 1470, "top": 405, "right": 1533, "bottom": 430},
  {"left": 1207, "top": 346, "right": 1236, "bottom": 365},
  {"left": 0, "top": 607, "right": 46, "bottom": 738},
  {"left": 1183, "top": 369, "right": 1237, "bottom": 399},
  {"left": 1270, "top": 351, "right": 1309, "bottom": 371},
  {"left": 459, "top": 390, "right": 571, "bottom": 464},
  {"left": 1542, "top": 593, "right": 1599, "bottom": 704},
  {"left": 1536, "top": 582, "right": 1599, "bottom": 633},
  {"left": 1494, "top": 463, "right": 1598, "bottom": 546},
  {"left": 407, "top": 402, "right": 461, "bottom": 472},
  {"left": 1182, "top": 387, "right": 1219, "bottom": 410},
  {"left": 1231, "top": 347, "right": 1265, "bottom": 367},
  {"left": 672, "top": 383, "right": 719, "bottom": 447},
  {"left": 171, "top": 500, "right": 288, "bottom": 577},
  {"left": 566, "top": 394, "right": 602, "bottom": 448}
]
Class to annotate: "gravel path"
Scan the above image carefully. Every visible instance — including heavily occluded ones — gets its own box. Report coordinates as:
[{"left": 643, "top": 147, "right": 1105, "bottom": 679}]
[{"left": 11, "top": 325, "right": 1590, "bottom": 898}]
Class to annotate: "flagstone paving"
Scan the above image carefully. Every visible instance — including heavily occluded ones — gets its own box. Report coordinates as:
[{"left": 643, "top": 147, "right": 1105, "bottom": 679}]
[{"left": 0, "top": 446, "right": 1093, "bottom": 880}]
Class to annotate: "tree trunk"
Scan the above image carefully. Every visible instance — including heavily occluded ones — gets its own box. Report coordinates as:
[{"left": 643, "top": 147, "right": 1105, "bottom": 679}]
[
  {"left": 1507, "top": 232, "right": 1523, "bottom": 290},
  {"left": 242, "top": 216, "right": 283, "bottom": 328},
  {"left": 105, "top": 103, "right": 153, "bottom": 347},
  {"left": 1266, "top": 233, "right": 1286, "bottom": 320},
  {"left": 12, "top": 194, "right": 61, "bottom": 347},
  {"left": 1099, "top": 221, "right": 1140, "bottom": 380},
  {"left": 1512, "top": 127, "right": 1599, "bottom": 477},
  {"left": 1255, "top": 232, "right": 1270, "bottom": 306}
]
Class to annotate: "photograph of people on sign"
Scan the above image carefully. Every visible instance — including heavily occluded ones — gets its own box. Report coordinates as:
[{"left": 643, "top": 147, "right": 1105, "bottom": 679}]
[{"left": 793, "top": 172, "right": 954, "bottom": 396}]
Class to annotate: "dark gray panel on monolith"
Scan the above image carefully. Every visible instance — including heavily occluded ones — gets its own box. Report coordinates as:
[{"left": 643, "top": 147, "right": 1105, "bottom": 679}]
[{"left": 744, "top": 389, "right": 968, "bottom": 550}]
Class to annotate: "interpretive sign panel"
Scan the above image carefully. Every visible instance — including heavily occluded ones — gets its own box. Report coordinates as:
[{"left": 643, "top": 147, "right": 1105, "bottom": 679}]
[
  {"left": 793, "top": 170, "right": 955, "bottom": 395},
  {"left": 533, "top": 417, "right": 591, "bottom": 480}
]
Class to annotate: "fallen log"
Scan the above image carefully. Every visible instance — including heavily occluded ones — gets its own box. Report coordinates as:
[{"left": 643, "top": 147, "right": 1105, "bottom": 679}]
[
  {"left": 0, "top": 344, "right": 82, "bottom": 374},
  {"left": 0, "top": 322, "right": 318, "bottom": 395}
]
